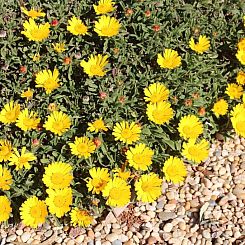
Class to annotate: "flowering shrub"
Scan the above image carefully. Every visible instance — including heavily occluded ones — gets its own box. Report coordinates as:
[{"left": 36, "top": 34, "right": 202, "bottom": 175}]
[{"left": 0, "top": 0, "right": 244, "bottom": 228}]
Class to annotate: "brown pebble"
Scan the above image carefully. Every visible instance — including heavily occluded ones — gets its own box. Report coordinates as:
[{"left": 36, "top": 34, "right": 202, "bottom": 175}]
[
  {"left": 87, "top": 230, "right": 95, "bottom": 239},
  {"left": 148, "top": 236, "right": 157, "bottom": 244}
]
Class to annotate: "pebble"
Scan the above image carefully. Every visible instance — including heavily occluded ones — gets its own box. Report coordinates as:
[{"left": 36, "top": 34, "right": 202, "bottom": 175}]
[
  {"left": 21, "top": 232, "right": 31, "bottom": 243},
  {"left": 158, "top": 211, "right": 176, "bottom": 221},
  {"left": 106, "top": 233, "right": 119, "bottom": 242},
  {"left": 219, "top": 196, "right": 229, "bottom": 205},
  {"left": 75, "top": 235, "right": 84, "bottom": 243},
  {"left": 202, "top": 230, "right": 211, "bottom": 239},
  {"left": 112, "top": 239, "right": 122, "bottom": 245},
  {"left": 163, "top": 223, "right": 173, "bottom": 233},
  {"left": 6, "top": 234, "right": 16, "bottom": 242},
  {"left": 44, "top": 230, "right": 53, "bottom": 238},
  {"left": 147, "top": 236, "right": 157, "bottom": 244}
]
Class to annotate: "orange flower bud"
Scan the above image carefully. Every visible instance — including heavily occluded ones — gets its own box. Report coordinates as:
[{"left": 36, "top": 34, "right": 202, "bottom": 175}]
[
  {"left": 184, "top": 99, "right": 193, "bottom": 107},
  {"left": 152, "top": 25, "right": 160, "bottom": 32},
  {"left": 198, "top": 107, "right": 206, "bottom": 116},
  {"left": 145, "top": 10, "right": 151, "bottom": 17},
  {"left": 63, "top": 57, "right": 71, "bottom": 65},
  {"left": 20, "top": 66, "right": 27, "bottom": 73},
  {"left": 93, "top": 138, "right": 102, "bottom": 148},
  {"left": 126, "top": 8, "right": 133, "bottom": 16}
]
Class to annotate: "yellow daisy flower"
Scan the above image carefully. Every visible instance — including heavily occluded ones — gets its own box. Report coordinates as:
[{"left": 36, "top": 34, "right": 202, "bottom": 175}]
[
  {"left": 87, "top": 167, "right": 110, "bottom": 194},
  {"left": 178, "top": 115, "right": 203, "bottom": 140},
  {"left": 20, "top": 196, "right": 48, "bottom": 228},
  {"left": 70, "top": 208, "right": 93, "bottom": 227},
  {"left": 112, "top": 121, "right": 141, "bottom": 145},
  {"left": 135, "top": 173, "right": 162, "bottom": 203},
  {"left": 88, "top": 118, "right": 108, "bottom": 132},
  {"left": 53, "top": 43, "right": 66, "bottom": 53},
  {"left": 32, "top": 53, "right": 41, "bottom": 62},
  {"left": 45, "top": 187, "right": 72, "bottom": 218},
  {"left": 126, "top": 143, "right": 154, "bottom": 171},
  {"left": 42, "top": 162, "right": 73, "bottom": 189},
  {"left": 237, "top": 71, "right": 245, "bottom": 85},
  {"left": 189, "top": 35, "right": 210, "bottom": 54},
  {"left": 0, "top": 165, "right": 12, "bottom": 191},
  {"left": 0, "top": 101, "right": 20, "bottom": 124},
  {"left": 44, "top": 111, "right": 71, "bottom": 136},
  {"left": 182, "top": 139, "right": 209, "bottom": 164},
  {"left": 0, "top": 140, "right": 13, "bottom": 162},
  {"left": 144, "top": 83, "right": 169, "bottom": 104},
  {"left": 16, "top": 109, "right": 40, "bottom": 131},
  {"left": 69, "top": 136, "right": 96, "bottom": 159},
  {"left": 35, "top": 68, "right": 60, "bottom": 94},
  {"left": 0, "top": 196, "right": 12, "bottom": 222},
  {"left": 21, "top": 88, "right": 33, "bottom": 100},
  {"left": 225, "top": 83, "right": 243, "bottom": 99},
  {"left": 102, "top": 178, "right": 131, "bottom": 207},
  {"left": 157, "top": 49, "right": 181, "bottom": 69},
  {"left": 93, "top": 0, "right": 115, "bottom": 14},
  {"left": 231, "top": 104, "right": 245, "bottom": 137},
  {"left": 94, "top": 15, "right": 121, "bottom": 37},
  {"left": 212, "top": 99, "right": 228, "bottom": 118},
  {"left": 9, "top": 147, "right": 37, "bottom": 170},
  {"left": 80, "top": 54, "right": 108, "bottom": 77},
  {"left": 146, "top": 101, "right": 174, "bottom": 125},
  {"left": 162, "top": 156, "right": 187, "bottom": 184},
  {"left": 237, "top": 38, "right": 245, "bottom": 51},
  {"left": 236, "top": 49, "right": 245, "bottom": 65},
  {"left": 21, "top": 19, "right": 50, "bottom": 42},
  {"left": 67, "top": 16, "right": 88, "bottom": 36},
  {"left": 113, "top": 168, "right": 131, "bottom": 181},
  {"left": 21, "top": 7, "right": 45, "bottom": 19}
]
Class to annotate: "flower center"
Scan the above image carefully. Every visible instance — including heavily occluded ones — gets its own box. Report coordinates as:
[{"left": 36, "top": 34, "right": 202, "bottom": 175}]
[
  {"left": 18, "top": 156, "right": 28, "bottom": 165},
  {"left": 44, "top": 78, "right": 57, "bottom": 89},
  {"left": 152, "top": 109, "right": 166, "bottom": 122},
  {"left": 77, "top": 143, "right": 88, "bottom": 153},
  {"left": 30, "top": 205, "right": 42, "bottom": 218},
  {"left": 97, "top": 4, "right": 109, "bottom": 13},
  {"left": 29, "top": 10, "right": 39, "bottom": 18},
  {"left": 52, "top": 121, "right": 63, "bottom": 131},
  {"left": 5, "top": 111, "right": 16, "bottom": 121},
  {"left": 182, "top": 126, "right": 191, "bottom": 136},
  {"left": 141, "top": 182, "right": 151, "bottom": 192},
  {"left": 51, "top": 173, "right": 64, "bottom": 185},
  {"left": 90, "top": 65, "right": 103, "bottom": 76},
  {"left": 74, "top": 24, "right": 86, "bottom": 34},
  {"left": 101, "top": 27, "right": 116, "bottom": 37},
  {"left": 91, "top": 178, "right": 104, "bottom": 189},
  {"left": 53, "top": 195, "right": 66, "bottom": 208},
  {"left": 93, "top": 120, "right": 104, "bottom": 129},
  {"left": 188, "top": 146, "right": 199, "bottom": 156},
  {"left": 132, "top": 154, "right": 144, "bottom": 165},
  {"left": 236, "top": 121, "right": 245, "bottom": 133},
  {"left": 150, "top": 93, "right": 162, "bottom": 103},
  {"left": 121, "top": 128, "right": 132, "bottom": 139},
  {"left": 109, "top": 187, "right": 120, "bottom": 200},
  {"left": 23, "top": 117, "right": 35, "bottom": 127},
  {"left": 0, "top": 146, "right": 10, "bottom": 156}
]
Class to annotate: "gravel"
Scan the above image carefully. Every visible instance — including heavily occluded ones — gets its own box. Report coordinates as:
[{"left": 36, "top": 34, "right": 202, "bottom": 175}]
[{"left": 1, "top": 135, "right": 244, "bottom": 245}]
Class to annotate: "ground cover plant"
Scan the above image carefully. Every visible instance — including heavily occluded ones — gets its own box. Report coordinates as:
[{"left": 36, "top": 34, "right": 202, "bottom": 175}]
[{"left": 0, "top": 0, "right": 245, "bottom": 228}]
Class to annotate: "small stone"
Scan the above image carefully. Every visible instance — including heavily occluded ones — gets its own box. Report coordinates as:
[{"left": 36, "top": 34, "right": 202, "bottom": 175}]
[
  {"left": 178, "top": 221, "right": 186, "bottom": 231},
  {"left": 75, "top": 235, "right": 84, "bottom": 243},
  {"left": 164, "top": 204, "right": 176, "bottom": 210},
  {"left": 219, "top": 167, "right": 226, "bottom": 176},
  {"left": 44, "top": 230, "right": 53, "bottom": 238},
  {"left": 190, "top": 224, "right": 199, "bottom": 233},
  {"left": 119, "top": 234, "right": 128, "bottom": 242},
  {"left": 95, "top": 241, "right": 102, "bottom": 245},
  {"left": 234, "top": 231, "right": 241, "bottom": 239},
  {"left": 219, "top": 196, "right": 229, "bottom": 205},
  {"left": 106, "top": 233, "right": 119, "bottom": 242},
  {"left": 0, "top": 30, "right": 6, "bottom": 38},
  {"left": 112, "top": 239, "right": 122, "bottom": 245},
  {"left": 147, "top": 236, "right": 157, "bottom": 244},
  {"left": 156, "top": 200, "right": 164, "bottom": 209},
  {"left": 21, "top": 232, "right": 31, "bottom": 243},
  {"left": 185, "top": 202, "right": 191, "bottom": 210},
  {"left": 67, "top": 240, "right": 75, "bottom": 245},
  {"left": 88, "top": 230, "right": 95, "bottom": 240},
  {"left": 163, "top": 223, "right": 173, "bottom": 233},
  {"left": 166, "top": 191, "right": 175, "bottom": 200},
  {"left": 233, "top": 188, "right": 245, "bottom": 200},
  {"left": 31, "top": 240, "right": 40, "bottom": 244},
  {"left": 94, "top": 224, "right": 103, "bottom": 232},
  {"left": 190, "top": 198, "right": 199, "bottom": 208},
  {"left": 6, "top": 234, "right": 16, "bottom": 242},
  {"left": 105, "top": 212, "right": 117, "bottom": 224},
  {"left": 202, "top": 230, "right": 211, "bottom": 239},
  {"left": 158, "top": 211, "right": 176, "bottom": 221},
  {"left": 124, "top": 240, "right": 134, "bottom": 245},
  {"left": 16, "top": 230, "right": 23, "bottom": 236}
]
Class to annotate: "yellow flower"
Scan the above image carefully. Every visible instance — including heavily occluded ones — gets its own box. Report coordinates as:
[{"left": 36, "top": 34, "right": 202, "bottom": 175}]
[
  {"left": 182, "top": 139, "right": 209, "bottom": 164},
  {"left": 162, "top": 156, "right": 187, "bottom": 184},
  {"left": 0, "top": 101, "right": 20, "bottom": 124},
  {"left": 126, "top": 144, "right": 154, "bottom": 171},
  {"left": 42, "top": 162, "right": 73, "bottom": 189},
  {"left": 225, "top": 83, "right": 243, "bottom": 99},
  {"left": 21, "top": 7, "right": 45, "bottom": 19},
  {"left": 236, "top": 49, "right": 245, "bottom": 65},
  {"left": 146, "top": 101, "right": 174, "bottom": 125},
  {"left": 102, "top": 178, "right": 131, "bottom": 207},
  {"left": 93, "top": 0, "right": 115, "bottom": 14},
  {"left": 35, "top": 68, "right": 60, "bottom": 94},
  {"left": 178, "top": 115, "right": 203, "bottom": 140},
  {"left": 53, "top": 43, "right": 66, "bottom": 53},
  {"left": 0, "top": 196, "right": 12, "bottom": 222},
  {"left": 231, "top": 104, "right": 245, "bottom": 137},
  {"left": 69, "top": 136, "right": 96, "bottom": 159},
  {"left": 0, "top": 165, "right": 12, "bottom": 191},
  {"left": 20, "top": 196, "right": 48, "bottom": 228},
  {"left": 157, "top": 49, "right": 181, "bottom": 69},
  {"left": 16, "top": 109, "right": 40, "bottom": 131},
  {"left": 236, "top": 71, "right": 245, "bottom": 85},
  {"left": 88, "top": 118, "right": 108, "bottom": 132},
  {"left": 237, "top": 38, "right": 245, "bottom": 51},
  {"left": 112, "top": 121, "right": 141, "bottom": 145},
  {"left": 9, "top": 147, "right": 37, "bottom": 170},
  {"left": 44, "top": 111, "right": 71, "bottom": 136},
  {"left": 32, "top": 53, "right": 40, "bottom": 62},
  {"left": 113, "top": 168, "right": 131, "bottom": 181},
  {"left": 135, "top": 173, "right": 162, "bottom": 203},
  {"left": 87, "top": 167, "right": 110, "bottom": 194},
  {"left": 0, "top": 140, "right": 12, "bottom": 162},
  {"left": 80, "top": 54, "right": 108, "bottom": 77},
  {"left": 70, "top": 208, "right": 93, "bottom": 227},
  {"left": 67, "top": 16, "right": 88, "bottom": 36},
  {"left": 189, "top": 35, "right": 210, "bottom": 54},
  {"left": 144, "top": 83, "right": 169, "bottom": 104},
  {"left": 46, "top": 187, "right": 72, "bottom": 218},
  {"left": 94, "top": 15, "right": 121, "bottom": 37},
  {"left": 212, "top": 99, "right": 228, "bottom": 118},
  {"left": 21, "top": 19, "right": 50, "bottom": 42},
  {"left": 21, "top": 88, "right": 33, "bottom": 100}
]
